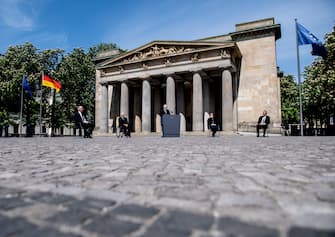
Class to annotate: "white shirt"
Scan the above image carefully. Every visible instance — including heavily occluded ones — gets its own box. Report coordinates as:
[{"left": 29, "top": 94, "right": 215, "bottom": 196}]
[{"left": 79, "top": 112, "right": 87, "bottom": 123}]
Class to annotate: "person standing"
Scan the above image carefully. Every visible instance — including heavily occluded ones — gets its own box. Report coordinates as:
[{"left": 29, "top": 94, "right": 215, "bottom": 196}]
[
  {"left": 159, "top": 104, "right": 170, "bottom": 136},
  {"left": 74, "top": 106, "right": 93, "bottom": 138},
  {"left": 207, "top": 113, "right": 218, "bottom": 137},
  {"left": 119, "top": 112, "right": 131, "bottom": 137},
  {"left": 257, "top": 110, "right": 270, "bottom": 137},
  {"left": 159, "top": 104, "right": 170, "bottom": 117}
]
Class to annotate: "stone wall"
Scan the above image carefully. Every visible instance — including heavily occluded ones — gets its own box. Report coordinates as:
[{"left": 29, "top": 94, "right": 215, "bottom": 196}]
[{"left": 236, "top": 35, "right": 281, "bottom": 132}]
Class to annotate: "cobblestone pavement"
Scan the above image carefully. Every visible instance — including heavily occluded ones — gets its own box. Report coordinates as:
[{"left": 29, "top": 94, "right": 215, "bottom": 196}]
[{"left": 0, "top": 135, "right": 334, "bottom": 237}]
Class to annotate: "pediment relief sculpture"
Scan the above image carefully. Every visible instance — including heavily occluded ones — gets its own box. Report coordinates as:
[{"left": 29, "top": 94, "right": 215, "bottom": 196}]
[
  {"left": 191, "top": 53, "right": 200, "bottom": 63},
  {"left": 122, "top": 45, "right": 195, "bottom": 63},
  {"left": 220, "top": 49, "right": 231, "bottom": 58}
]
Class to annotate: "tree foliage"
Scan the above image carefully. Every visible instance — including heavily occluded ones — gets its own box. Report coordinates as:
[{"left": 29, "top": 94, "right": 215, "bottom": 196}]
[
  {"left": 56, "top": 48, "right": 96, "bottom": 124},
  {"left": 303, "top": 25, "right": 335, "bottom": 126},
  {"left": 280, "top": 75, "right": 300, "bottom": 124},
  {"left": 0, "top": 42, "right": 122, "bottom": 131},
  {"left": 0, "top": 43, "right": 63, "bottom": 127},
  {"left": 88, "top": 42, "right": 125, "bottom": 58}
]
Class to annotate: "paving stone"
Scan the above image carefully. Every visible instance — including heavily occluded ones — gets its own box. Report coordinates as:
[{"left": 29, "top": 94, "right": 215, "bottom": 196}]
[
  {"left": 288, "top": 226, "right": 335, "bottom": 237},
  {"left": 0, "top": 215, "right": 38, "bottom": 236},
  {"left": 0, "top": 186, "right": 26, "bottom": 197},
  {"left": 217, "top": 216, "right": 280, "bottom": 237},
  {"left": 1, "top": 136, "right": 335, "bottom": 236},
  {"left": 67, "top": 197, "right": 116, "bottom": 212},
  {"left": 154, "top": 209, "right": 214, "bottom": 232},
  {"left": 14, "top": 227, "right": 83, "bottom": 237},
  {"left": 140, "top": 222, "right": 191, "bottom": 237},
  {"left": 0, "top": 196, "right": 33, "bottom": 210},
  {"left": 111, "top": 203, "right": 159, "bottom": 219},
  {"left": 315, "top": 191, "right": 335, "bottom": 202},
  {"left": 83, "top": 214, "right": 141, "bottom": 237},
  {"left": 25, "top": 191, "right": 75, "bottom": 204},
  {"left": 47, "top": 207, "right": 96, "bottom": 226}
]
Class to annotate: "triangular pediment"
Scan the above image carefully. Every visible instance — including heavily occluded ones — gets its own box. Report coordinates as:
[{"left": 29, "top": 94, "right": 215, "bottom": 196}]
[{"left": 97, "top": 40, "right": 233, "bottom": 68}]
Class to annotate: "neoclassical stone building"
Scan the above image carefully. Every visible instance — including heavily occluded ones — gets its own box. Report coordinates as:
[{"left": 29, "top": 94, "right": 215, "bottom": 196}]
[{"left": 94, "top": 18, "right": 281, "bottom": 134}]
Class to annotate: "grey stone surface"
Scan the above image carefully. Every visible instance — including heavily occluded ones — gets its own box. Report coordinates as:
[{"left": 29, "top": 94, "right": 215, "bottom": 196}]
[
  {"left": 111, "top": 203, "right": 159, "bottom": 219},
  {"left": 218, "top": 216, "right": 280, "bottom": 237},
  {"left": 0, "top": 136, "right": 335, "bottom": 237},
  {"left": 83, "top": 214, "right": 141, "bottom": 236}
]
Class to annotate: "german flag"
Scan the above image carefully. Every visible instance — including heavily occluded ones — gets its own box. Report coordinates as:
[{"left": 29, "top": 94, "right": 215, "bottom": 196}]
[{"left": 42, "top": 75, "right": 61, "bottom": 92}]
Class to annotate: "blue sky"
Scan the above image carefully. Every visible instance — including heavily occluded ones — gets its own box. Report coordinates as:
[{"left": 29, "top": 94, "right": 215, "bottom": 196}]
[{"left": 0, "top": 0, "right": 334, "bottom": 80}]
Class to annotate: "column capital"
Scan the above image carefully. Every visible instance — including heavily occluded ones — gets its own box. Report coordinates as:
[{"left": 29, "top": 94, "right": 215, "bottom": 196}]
[
  {"left": 138, "top": 72, "right": 151, "bottom": 79},
  {"left": 163, "top": 73, "right": 175, "bottom": 78},
  {"left": 220, "top": 65, "right": 236, "bottom": 72},
  {"left": 164, "top": 74, "right": 183, "bottom": 81},
  {"left": 190, "top": 67, "right": 203, "bottom": 74},
  {"left": 138, "top": 76, "right": 152, "bottom": 81}
]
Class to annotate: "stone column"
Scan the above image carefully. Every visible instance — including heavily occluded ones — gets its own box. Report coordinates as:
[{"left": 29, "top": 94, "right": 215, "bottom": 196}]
[
  {"left": 233, "top": 74, "right": 238, "bottom": 131},
  {"left": 222, "top": 69, "right": 233, "bottom": 131},
  {"left": 176, "top": 82, "right": 186, "bottom": 132},
  {"left": 100, "top": 83, "right": 108, "bottom": 133},
  {"left": 134, "top": 87, "right": 142, "bottom": 133},
  {"left": 120, "top": 82, "right": 129, "bottom": 118},
  {"left": 142, "top": 80, "right": 151, "bottom": 133},
  {"left": 166, "top": 76, "right": 175, "bottom": 114},
  {"left": 94, "top": 70, "right": 102, "bottom": 132},
  {"left": 154, "top": 88, "right": 162, "bottom": 133},
  {"left": 108, "top": 85, "right": 113, "bottom": 133},
  {"left": 203, "top": 79, "right": 210, "bottom": 131},
  {"left": 192, "top": 72, "right": 203, "bottom": 131}
]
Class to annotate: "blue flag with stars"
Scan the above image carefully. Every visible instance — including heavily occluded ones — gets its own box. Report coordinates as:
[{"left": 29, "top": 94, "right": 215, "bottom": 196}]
[
  {"left": 23, "top": 76, "right": 33, "bottom": 97},
  {"left": 297, "top": 22, "right": 327, "bottom": 59},
  {"left": 297, "top": 22, "right": 321, "bottom": 45}
]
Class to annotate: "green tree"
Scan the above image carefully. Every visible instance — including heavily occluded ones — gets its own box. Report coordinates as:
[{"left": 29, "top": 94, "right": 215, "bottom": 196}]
[
  {"left": 303, "top": 25, "right": 335, "bottom": 127},
  {"left": 0, "top": 43, "right": 63, "bottom": 130},
  {"left": 56, "top": 43, "right": 124, "bottom": 127},
  {"left": 56, "top": 48, "right": 96, "bottom": 124},
  {"left": 0, "top": 43, "right": 40, "bottom": 113},
  {"left": 88, "top": 42, "right": 125, "bottom": 58},
  {"left": 280, "top": 75, "right": 300, "bottom": 125},
  {"left": 0, "top": 42, "right": 124, "bottom": 134}
]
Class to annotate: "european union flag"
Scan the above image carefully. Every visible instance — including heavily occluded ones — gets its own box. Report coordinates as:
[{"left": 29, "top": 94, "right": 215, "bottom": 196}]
[
  {"left": 23, "top": 76, "right": 33, "bottom": 97},
  {"left": 297, "top": 22, "right": 321, "bottom": 45},
  {"left": 297, "top": 22, "right": 328, "bottom": 59}
]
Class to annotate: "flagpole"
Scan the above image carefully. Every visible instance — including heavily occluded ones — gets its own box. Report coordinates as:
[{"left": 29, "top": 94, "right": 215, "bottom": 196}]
[
  {"left": 19, "top": 75, "right": 24, "bottom": 136},
  {"left": 39, "top": 71, "right": 44, "bottom": 136},
  {"left": 47, "top": 89, "right": 55, "bottom": 137},
  {"left": 295, "top": 18, "right": 304, "bottom": 136}
]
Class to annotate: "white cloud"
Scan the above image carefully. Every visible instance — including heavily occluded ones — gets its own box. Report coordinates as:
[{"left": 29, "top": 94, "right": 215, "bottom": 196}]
[{"left": 0, "top": 0, "right": 36, "bottom": 30}]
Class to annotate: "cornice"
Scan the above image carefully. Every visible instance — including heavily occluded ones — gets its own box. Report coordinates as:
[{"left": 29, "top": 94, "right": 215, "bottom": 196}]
[{"left": 230, "top": 24, "right": 281, "bottom": 41}]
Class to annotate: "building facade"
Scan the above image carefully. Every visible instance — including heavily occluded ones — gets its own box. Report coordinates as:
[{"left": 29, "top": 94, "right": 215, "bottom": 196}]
[{"left": 94, "top": 18, "right": 282, "bottom": 134}]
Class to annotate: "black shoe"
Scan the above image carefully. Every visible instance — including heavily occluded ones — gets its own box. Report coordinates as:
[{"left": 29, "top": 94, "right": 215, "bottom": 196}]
[{"left": 257, "top": 135, "right": 259, "bottom": 137}]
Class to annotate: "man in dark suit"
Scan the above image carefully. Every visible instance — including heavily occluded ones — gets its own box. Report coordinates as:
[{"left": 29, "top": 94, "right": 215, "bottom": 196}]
[
  {"left": 74, "top": 106, "right": 93, "bottom": 138},
  {"left": 207, "top": 113, "right": 218, "bottom": 137},
  {"left": 159, "top": 104, "right": 170, "bottom": 117},
  {"left": 257, "top": 110, "right": 270, "bottom": 137},
  {"left": 159, "top": 104, "right": 170, "bottom": 136},
  {"left": 119, "top": 112, "right": 131, "bottom": 137}
]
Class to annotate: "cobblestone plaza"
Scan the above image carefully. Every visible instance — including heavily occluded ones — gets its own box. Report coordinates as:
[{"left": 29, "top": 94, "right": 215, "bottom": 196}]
[{"left": 0, "top": 135, "right": 334, "bottom": 236}]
